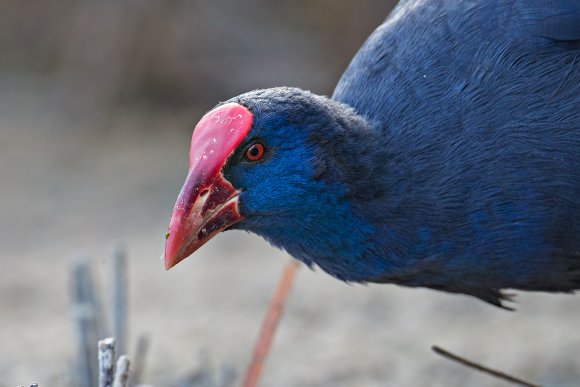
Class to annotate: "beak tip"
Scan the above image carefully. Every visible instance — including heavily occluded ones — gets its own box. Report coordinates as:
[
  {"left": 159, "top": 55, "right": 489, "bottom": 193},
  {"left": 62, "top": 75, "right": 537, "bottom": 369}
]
[
  {"left": 163, "top": 249, "right": 178, "bottom": 270},
  {"left": 164, "top": 258, "right": 176, "bottom": 271},
  {"left": 164, "top": 229, "right": 184, "bottom": 270},
  {"left": 164, "top": 240, "right": 186, "bottom": 270},
  {"left": 163, "top": 244, "right": 176, "bottom": 271}
]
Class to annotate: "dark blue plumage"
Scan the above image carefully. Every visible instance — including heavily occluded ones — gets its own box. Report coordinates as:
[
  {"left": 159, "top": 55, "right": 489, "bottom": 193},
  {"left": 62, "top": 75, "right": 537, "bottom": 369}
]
[{"left": 167, "top": 0, "right": 579, "bottom": 307}]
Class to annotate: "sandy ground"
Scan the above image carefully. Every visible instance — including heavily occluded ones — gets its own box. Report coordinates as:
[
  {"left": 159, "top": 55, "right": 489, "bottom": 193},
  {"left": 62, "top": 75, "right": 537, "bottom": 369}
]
[{"left": 1, "top": 83, "right": 579, "bottom": 387}]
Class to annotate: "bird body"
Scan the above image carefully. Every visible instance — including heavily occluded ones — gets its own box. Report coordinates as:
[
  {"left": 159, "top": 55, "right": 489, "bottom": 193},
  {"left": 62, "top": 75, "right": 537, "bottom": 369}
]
[{"left": 166, "top": 0, "right": 579, "bottom": 307}]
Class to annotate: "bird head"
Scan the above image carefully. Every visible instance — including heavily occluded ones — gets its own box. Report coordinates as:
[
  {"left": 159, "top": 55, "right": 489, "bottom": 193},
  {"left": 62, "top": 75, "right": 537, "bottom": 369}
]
[{"left": 164, "top": 87, "right": 377, "bottom": 271}]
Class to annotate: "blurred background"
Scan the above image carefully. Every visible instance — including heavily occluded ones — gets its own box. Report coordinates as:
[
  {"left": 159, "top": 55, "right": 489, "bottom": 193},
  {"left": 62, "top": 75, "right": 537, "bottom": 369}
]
[{"left": 1, "top": 1, "right": 579, "bottom": 386}]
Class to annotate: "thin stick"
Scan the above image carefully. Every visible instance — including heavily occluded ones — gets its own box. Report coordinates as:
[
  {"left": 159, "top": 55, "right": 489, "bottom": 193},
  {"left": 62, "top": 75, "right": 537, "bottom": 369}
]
[
  {"left": 242, "top": 260, "right": 299, "bottom": 387},
  {"left": 71, "top": 258, "right": 98, "bottom": 387},
  {"left": 130, "top": 334, "right": 150, "bottom": 387},
  {"left": 432, "top": 345, "right": 542, "bottom": 387},
  {"left": 113, "top": 355, "right": 131, "bottom": 387},
  {"left": 98, "top": 338, "right": 116, "bottom": 387},
  {"left": 79, "top": 258, "right": 108, "bottom": 341},
  {"left": 111, "top": 243, "right": 128, "bottom": 357}
]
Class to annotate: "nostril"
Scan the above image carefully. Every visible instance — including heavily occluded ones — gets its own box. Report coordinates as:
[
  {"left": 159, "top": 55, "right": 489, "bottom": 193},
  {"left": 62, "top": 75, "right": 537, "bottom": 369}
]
[{"left": 200, "top": 189, "right": 209, "bottom": 198}]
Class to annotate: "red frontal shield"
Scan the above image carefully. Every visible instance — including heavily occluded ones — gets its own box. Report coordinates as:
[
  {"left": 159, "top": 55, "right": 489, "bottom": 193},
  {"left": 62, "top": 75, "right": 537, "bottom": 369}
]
[{"left": 164, "top": 103, "right": 253, "bottom": 269}]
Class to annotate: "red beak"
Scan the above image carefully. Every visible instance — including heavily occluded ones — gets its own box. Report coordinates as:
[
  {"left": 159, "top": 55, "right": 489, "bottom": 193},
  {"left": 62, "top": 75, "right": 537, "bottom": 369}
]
[{"left": 164, "top": 103, "right": 253, "bottom": 269}]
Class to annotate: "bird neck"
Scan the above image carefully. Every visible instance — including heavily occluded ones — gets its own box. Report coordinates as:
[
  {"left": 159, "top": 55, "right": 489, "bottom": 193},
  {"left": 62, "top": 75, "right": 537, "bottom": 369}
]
[
  {"left": 245, "top": 177, "right": 389, "bottom": 282},
  {"left": 257, "top": 98, "right": 411, "bottom": 281}
]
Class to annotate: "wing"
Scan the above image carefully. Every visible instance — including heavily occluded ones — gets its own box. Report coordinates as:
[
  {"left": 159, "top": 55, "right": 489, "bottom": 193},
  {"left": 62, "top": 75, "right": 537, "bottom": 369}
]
[
  {"left": 331, "top": 0, "right": 579, "bottom": 299},
  {"left": 523, "top": 0, "right": 580, "bottom": 41},
  {"left": 332, "top": 0, "right": 580, "bottom": 126}
]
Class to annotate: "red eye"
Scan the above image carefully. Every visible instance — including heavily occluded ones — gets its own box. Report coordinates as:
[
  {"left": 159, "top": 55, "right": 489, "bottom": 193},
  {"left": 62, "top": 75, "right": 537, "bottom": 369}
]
[{"left": 245, "top": 142, "right": 265, "bottom": 161}]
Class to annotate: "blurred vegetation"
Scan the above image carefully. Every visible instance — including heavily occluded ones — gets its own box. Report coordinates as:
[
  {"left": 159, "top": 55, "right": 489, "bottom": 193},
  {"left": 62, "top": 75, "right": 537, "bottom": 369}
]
[{"left": 0, "top": 0, "right": 395, "bottom": 125}]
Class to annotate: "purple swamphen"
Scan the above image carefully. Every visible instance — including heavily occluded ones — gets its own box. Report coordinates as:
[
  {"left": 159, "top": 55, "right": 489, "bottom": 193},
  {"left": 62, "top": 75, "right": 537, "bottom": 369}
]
[{"left": 165, "top": 0, "right": 579, "bottom": 308}]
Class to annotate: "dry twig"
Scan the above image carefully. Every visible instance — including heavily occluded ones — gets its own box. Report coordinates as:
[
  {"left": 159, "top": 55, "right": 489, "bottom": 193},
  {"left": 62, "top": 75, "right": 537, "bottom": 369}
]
[
  {"left": 432, "top": 345, "right": 542, "bottom": 387},
  {"left": 99, "top": 338, "right": 116, "bottom": 387},
  {"left": 242, "top": 260, "right": 299, "bottom": 387},
  {"left": 72, "top": 258, "right": 101, "bottom": 387},
  {"left": 111, "top": 243, "right": 128, "bottom": 357},
  {"left": 130, "top": 334, "right": 150, "bottom": 387},
  {"left": 113, "top": 355, "right": 131, "bottom": 387}
]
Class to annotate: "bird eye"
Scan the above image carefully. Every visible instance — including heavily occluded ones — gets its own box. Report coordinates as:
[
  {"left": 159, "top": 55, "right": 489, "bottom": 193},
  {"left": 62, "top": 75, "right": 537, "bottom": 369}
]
[{"left": 245, "top": 142, "right": 265, "bottom": 162}]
